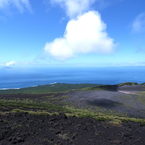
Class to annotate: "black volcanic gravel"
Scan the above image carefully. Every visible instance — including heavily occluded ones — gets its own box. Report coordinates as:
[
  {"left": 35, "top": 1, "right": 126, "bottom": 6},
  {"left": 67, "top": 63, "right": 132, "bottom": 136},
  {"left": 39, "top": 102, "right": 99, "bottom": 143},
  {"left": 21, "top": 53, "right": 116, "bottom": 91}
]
[{"left": 0, "top": 112, "right": 145, "bottom": 145}]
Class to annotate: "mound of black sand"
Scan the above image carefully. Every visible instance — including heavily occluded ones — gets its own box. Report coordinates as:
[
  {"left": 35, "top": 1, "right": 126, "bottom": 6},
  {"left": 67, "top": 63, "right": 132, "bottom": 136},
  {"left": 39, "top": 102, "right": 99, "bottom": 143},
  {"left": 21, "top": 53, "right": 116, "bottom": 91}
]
[{"left": 0, "top": 112, "right": 145, "bottom": 145}]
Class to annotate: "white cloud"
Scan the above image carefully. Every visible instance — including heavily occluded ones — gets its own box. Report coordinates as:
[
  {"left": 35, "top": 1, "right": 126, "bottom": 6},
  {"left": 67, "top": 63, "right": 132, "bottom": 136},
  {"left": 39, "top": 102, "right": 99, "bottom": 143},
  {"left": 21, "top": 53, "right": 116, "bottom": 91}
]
[
  {"left": 132, "top": 13, "right": 145, "bottom": 33},
  {"left": 44, "top": 0, "right": 116, "bottom": 61},
  {"left": 44, "top": 11, "right": 115, "bottom": 60},
  {"left": 6, "top": 61, "right": 17, "bottom": 66},
  {"left": 50, "top": 0, "right": 95, "bottom": 18},
  {"left": 0, "top": 0, "right": 31, "bottom": 13}
]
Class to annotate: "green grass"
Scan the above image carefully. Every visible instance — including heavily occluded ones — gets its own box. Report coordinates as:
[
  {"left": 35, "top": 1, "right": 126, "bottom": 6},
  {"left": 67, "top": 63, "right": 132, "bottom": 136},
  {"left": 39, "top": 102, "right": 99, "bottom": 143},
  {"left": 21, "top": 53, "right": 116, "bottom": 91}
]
[
  {"left": 137, "top": 91, "right": 145, "bottom": 106},
  {"left": 0, "top": 98, "right": 145, "bottom": 126},
  {"left": 141, "top": 83, "right": 145, "bottom": 86},
  {"left": 118, "top": 82, "right": 138, "bottom": 86},
  {"left": 0, "top": 99, "right": 67, "bottom": 112},
  {"left": 1, "top": 82, "right": 145, "bottom": 94},
  {"left": 11, "top": 109, "right": 59, "bottom": 116},
  {"left": 0, "top": 83, "right": 101, "bottom": 94},
  {"left": 61, "top": 106, "right": 145, "bottom": 125},
  {"left": 42, "top": 95, "right": 55, "bottom": 98},
  {"left": 49, "top": 95, "right": 70, "bottom": 101}
]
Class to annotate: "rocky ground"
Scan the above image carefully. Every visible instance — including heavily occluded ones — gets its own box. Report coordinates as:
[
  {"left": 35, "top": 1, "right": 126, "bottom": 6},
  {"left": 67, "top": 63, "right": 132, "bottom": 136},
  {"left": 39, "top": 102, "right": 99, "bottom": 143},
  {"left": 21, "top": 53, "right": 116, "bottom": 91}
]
[
  {"left": 0, "top": 85, "right": 145, "bottom": 145},
  {"left": 0, "top": 112, "right": 145, "bottom": 145}
]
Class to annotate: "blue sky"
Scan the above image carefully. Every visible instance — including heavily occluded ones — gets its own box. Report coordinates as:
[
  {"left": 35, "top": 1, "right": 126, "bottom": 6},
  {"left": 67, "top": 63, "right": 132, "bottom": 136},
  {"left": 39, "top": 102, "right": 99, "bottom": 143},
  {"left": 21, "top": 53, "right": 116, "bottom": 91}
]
[{"left": 0, "top": 0, "right": 145, "bottom": 68}]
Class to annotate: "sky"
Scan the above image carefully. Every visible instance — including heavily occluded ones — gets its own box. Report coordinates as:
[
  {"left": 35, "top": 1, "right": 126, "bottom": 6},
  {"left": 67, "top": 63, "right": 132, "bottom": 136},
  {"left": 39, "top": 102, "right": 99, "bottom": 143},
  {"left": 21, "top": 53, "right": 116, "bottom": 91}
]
[{"left": 0, "top": 0, "right": 145, "bottom": 68}]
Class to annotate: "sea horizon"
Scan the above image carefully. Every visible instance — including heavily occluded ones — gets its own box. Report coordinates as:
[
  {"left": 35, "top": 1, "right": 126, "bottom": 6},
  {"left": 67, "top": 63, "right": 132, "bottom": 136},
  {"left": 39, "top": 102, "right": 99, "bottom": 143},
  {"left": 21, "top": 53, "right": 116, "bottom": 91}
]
[{"left": 0, "top": 66, "right": 145, "bottom": 89}]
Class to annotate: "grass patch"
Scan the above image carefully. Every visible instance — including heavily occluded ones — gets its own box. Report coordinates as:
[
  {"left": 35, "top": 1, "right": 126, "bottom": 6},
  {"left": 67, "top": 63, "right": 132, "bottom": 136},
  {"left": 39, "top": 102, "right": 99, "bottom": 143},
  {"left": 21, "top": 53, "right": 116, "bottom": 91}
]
[
  {"left": 137, "top": 91, "right": 145, "bottom": 106},
  {"left": 42, "top": 95, "right": 55, "bottom": 98},
  {"left": 11, "top": 109, "right": 60, "bottom": 116},
  {"left": 0, "top": 111, "right": 6, "bottom": 115},
  {"left": 11, "top": 108, "right": 25, "bottom": 113},
  {"left": 58, "top": 133, "right": 69, "bottom": 140},
  {"left": 118, "top": 82, "right": 138, "bottom": 86},
  {"left": 0, "top": 83, "right": 100, "bottom": 94},
  {"left": 0, "top": 99, "right": 68, "bottom": 112},
  {"left": 0, "top": 98, "right": 145, "bottom": 126},
  {"left": 117, "top": 95, "right": 137, "bottom": 108},
  {"left": 108, "top": 119, "right": 122, "bottom": 126},
  {"left": 64, "top": 106, "right": 145, "bottom": 125},
  {"left": 49, "top": 95, "right": 70, "bottom": 101},
  {"left": 27, "top": 110, "right": 49, "bottom": 116},
  {"left": 141, "top": 82, "right": 145, "bottom": 86}
]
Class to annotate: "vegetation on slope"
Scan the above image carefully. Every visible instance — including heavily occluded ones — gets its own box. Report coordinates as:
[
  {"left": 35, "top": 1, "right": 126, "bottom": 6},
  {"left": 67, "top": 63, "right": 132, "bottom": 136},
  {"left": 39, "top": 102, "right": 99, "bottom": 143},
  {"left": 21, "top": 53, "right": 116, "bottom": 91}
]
[
  {"left": 0, "top": 83, "right": 101, "bottom": 94},
  {"left": 137, "top": 91, "right": 145, "bottom": 106},
  {"left": 118, "top": 82, "right": 138, "bottom": 86},
  {"left": 0, "top": 98, "right": 145, "bottom": 126},
  {"left": 1, "top": 82, "right": 144, "bottom": 94},
  {"left": 0, "top": 82, "right": 145, "bottom": 126}
]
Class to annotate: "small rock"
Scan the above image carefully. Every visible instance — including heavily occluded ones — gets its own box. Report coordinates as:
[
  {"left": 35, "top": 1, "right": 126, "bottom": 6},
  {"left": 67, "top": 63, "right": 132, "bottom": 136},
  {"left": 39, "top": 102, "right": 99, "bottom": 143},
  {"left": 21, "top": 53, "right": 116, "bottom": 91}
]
[
  {"left": 0, "top": 133, "right": 5, "bottom": 141},
  {"left": 0, "top": 119, "right": 3, "bottom": 122},
  {"left": 8, "top": 138, "right": 12, "bottom": 141},
  {"left": 71, "top": 135, "right": 75, "bottom": 139},
  {"left": 5, "top": 126, "right": 11, "bottom": 129},
  {"left": 123, "top": 133, "right": 131, "bottom": 137},
  {"left": 140, "top": 124, "right": 144, "bottom": 127},
  {"left": 50, "top": 138, "right": 54, "bottom": 141},
  {"left": 55, "top": 131, "right": 61, "bottom": 134},
  {"left": 11, "top": 140, "right": 17, "bottom": 144},
  {"left": 17, "top": 137, "right": 24, "bottom": 142},
  {"left": 54, "top": 123, "right": 59, "bottom": 126},
  {"left": 59, "top": 113, "right": 67, "bottom": 119},
  {"left": 50, "top": 118, "right": 56, "bottom": 121}
]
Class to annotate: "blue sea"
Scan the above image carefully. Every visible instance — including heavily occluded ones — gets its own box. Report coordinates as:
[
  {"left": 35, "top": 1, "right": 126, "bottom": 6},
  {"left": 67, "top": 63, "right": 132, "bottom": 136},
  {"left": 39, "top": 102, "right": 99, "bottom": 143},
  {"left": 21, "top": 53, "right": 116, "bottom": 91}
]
[{"left": 0, "top": 66, "right": 145, "bottom": 89}]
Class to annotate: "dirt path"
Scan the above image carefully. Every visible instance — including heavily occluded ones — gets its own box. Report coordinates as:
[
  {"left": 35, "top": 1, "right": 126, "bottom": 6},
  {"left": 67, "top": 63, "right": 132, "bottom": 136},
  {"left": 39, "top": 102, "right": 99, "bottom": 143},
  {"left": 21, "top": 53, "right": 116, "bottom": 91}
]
[{"left": 118, "top": 90, "right": 136, "bottom": 95}]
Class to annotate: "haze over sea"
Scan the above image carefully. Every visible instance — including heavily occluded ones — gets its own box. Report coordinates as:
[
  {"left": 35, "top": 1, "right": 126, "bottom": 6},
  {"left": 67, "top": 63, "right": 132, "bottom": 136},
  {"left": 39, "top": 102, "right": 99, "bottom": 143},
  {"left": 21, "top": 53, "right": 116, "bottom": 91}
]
[{"left": 0, "top": 66, "right": 145, "bottom": 89}]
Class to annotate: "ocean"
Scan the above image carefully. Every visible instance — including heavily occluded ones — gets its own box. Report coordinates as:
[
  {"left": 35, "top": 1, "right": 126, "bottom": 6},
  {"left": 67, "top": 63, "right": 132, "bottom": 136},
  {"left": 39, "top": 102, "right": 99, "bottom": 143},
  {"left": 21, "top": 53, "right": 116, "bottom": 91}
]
[{"left": 0, "top": 66, "right": 145, "bottom": 89}]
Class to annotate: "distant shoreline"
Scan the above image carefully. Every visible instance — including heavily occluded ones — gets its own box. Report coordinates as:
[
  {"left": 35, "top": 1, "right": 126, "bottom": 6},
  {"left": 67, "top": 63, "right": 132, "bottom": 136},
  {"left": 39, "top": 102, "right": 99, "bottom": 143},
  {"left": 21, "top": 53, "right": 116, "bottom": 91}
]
[{"left": 0, "top": 82, "right": 145, "bottom": 94}]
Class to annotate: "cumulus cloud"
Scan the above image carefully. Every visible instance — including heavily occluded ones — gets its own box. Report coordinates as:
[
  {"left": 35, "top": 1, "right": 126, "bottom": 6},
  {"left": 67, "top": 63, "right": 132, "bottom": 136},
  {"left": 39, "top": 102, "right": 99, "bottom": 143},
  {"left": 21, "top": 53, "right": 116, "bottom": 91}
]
[
  {"left": 0, "top": 0, "right": 31, "bottom": 13},
  {"left": 44, "top": 11, "right": 115, "bottom": 60},
  {"left": 50, "top": 0, "right": 95, "bottom": 18},
  {"left": 6, "top": 61, "right": 17, "bottom": 66},
  {"left": 44, "top": 0, "right": 115, "bottom": 60},
  {"left": 132, "top": 13, "right": 145, "bottom": 33}
]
